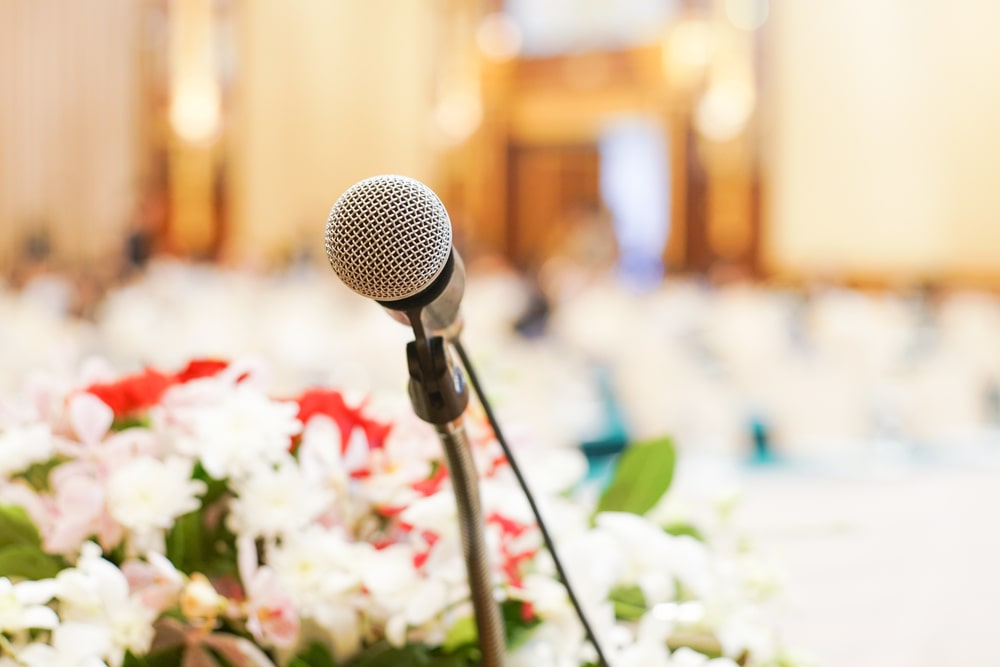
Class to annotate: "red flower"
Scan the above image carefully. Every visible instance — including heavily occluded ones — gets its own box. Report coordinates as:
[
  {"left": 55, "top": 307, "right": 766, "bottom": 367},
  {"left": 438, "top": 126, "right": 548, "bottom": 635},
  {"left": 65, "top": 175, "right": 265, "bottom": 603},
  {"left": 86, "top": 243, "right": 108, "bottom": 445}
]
[
  {"left": 413, "top": 530, "right": 440, "bottom": 569},
  {"left": 411, "top": 465, "right": 449, "bottom": 497},
  {"left": 295, "top": 388, "right": 393, "bottom": 453},
  {"left": 500, "top": 547, "right": 535, "bottom": 589},
  {"left": 84, "top": 358, "right": 233, "bottom": 419},
  {"left": 487, "top": 512, "right": 531, "bottom": 539},
  {"left": 85, "top": 368, "right": 173, "bottom": 418},
  {"left": 487, "top": 512, "right": 537, "bottom": 588},
  {"left": 174, "top": 359, "right": 229, "bottom": 383},
  {"left": 360, "top": 419, "right": 392, "bottom": 451},
  {"left": 295, "top": 389, "right": 358, "bottom": 450}
]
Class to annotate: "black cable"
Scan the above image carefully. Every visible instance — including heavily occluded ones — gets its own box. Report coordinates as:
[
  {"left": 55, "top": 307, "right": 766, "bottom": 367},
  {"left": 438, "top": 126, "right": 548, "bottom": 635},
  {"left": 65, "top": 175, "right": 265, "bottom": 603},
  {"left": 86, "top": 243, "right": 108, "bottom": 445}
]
[{"left": 452, "top": 337, "right": 612, "bottom": 667}]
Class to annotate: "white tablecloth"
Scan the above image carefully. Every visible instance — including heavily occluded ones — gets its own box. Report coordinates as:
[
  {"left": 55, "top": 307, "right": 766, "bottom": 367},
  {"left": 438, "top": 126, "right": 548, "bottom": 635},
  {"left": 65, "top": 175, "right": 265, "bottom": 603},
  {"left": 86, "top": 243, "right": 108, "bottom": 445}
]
[{"left": 681, "top": 447, "right": 1000, "bottom": 667}]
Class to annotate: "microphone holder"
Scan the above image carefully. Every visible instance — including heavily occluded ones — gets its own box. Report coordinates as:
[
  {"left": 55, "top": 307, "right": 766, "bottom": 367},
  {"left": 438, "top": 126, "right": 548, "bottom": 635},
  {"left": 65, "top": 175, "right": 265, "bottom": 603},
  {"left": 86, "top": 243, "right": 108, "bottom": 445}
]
[{"left": 403, "top": 310, "right": 507, "bottom": 667}]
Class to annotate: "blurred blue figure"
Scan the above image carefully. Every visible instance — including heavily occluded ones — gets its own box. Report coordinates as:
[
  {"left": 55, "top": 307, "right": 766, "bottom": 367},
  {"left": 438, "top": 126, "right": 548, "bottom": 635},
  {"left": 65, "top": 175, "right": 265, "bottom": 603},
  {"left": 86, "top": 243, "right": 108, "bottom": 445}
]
[{"left": 598, "top": 116, "right": 670, "bottom": 289}]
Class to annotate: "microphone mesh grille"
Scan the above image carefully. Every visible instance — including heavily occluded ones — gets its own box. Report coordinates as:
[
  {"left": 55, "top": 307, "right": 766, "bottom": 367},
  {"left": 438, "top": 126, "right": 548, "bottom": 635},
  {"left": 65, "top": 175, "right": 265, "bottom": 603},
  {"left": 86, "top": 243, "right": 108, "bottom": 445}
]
[{"left": 325, "top": 175, "right": 452, "bottom": 301}]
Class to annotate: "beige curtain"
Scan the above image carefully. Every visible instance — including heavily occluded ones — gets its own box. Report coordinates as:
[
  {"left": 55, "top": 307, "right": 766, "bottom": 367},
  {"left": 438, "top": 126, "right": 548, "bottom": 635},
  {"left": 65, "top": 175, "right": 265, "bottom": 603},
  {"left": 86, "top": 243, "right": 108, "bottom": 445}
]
[
  {"left": 230, "top": 0, "right": 441, "bottom": 263},
  {"left": 0, "top": 0, "right": 140, "bottom": 273},
  {"left": 765, "top": 0, "right": 1000, "bottom": 283}
]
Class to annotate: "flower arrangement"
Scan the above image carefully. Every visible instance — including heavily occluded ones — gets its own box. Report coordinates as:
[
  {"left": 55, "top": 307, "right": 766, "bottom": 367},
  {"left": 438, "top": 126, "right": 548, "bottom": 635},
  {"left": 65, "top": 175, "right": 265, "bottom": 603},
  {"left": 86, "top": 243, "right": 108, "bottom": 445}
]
[{"left": 0, "top": 357, "right": 785, "bottom": 667}]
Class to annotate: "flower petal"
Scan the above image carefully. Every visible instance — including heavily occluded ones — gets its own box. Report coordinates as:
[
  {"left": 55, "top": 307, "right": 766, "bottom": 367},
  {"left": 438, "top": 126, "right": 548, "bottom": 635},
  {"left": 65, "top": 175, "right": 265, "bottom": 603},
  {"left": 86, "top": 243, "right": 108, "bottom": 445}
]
[
  {"left": 52, "top": 621, "right": 113, "bottom": 659},
  {"left": 19, "top": 605, "right": 59, "bottom": 630},
  {"left": 182, "top": 645, "right": 222, "bottom": 667},
  {"left": 203, "top": 634, "right": 278, "bottom": 667},
  {"left": 13, "top": 579, "right": 58, "bottom": 605},
  {"left": 69, "top": 393, "right": 114, "bottom": 447}
]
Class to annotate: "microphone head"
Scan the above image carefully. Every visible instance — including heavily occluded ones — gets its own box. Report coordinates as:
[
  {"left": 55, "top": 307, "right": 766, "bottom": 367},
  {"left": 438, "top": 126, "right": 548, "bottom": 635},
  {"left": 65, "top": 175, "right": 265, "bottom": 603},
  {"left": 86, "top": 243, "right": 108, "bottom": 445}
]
[{"left": 325, "top": 175, "right": 452, "bottom": 302}]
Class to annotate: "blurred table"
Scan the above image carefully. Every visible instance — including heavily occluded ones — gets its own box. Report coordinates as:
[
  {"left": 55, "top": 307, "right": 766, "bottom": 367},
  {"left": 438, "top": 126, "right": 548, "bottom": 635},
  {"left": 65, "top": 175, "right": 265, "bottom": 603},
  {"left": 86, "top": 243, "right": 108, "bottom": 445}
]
[{"left": 684, "top": 446, "right": 1000, "bottom": 667}]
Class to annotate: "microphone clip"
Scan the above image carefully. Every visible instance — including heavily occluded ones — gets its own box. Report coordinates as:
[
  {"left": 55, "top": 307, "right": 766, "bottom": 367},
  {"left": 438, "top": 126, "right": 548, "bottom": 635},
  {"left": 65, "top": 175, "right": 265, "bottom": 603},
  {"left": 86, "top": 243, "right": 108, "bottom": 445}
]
[{"left": 405, "top": 308, "right": 469, "bottom": 425}]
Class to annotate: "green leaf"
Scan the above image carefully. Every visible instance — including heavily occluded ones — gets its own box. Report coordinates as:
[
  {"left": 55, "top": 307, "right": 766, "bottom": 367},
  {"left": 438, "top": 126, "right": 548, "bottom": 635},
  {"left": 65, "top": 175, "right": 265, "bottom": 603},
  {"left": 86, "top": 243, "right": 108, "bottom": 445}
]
[
  {"left": 15, "top": 458, "right": 65, "bottom": 491},
  {"left": 426, "top": 652, "right": 477, "bottom": 667},
  {"left": 609, "top": 584, "right": 647, "bottom": 621},
  {"left": 501, "top": 599, "right": 540, "bottom": 650},
  {"left": 0, "top": 504, "right": 42, "bottom": 549},
  {"left": 0, "top": 544, "right": 66, "bottom": 579},
  {"left": 164, "top": 503, "right": 238, "bottom": 578},
  {"left": 442, "top": 616, "right": 477, "bottom": 653},
  {"left": 112, "top": 415, "right": 152, "bottom": 432},
  {"left": 192, "top": 463, "right": 230, "bottom": 508},
  {"left": 166, "top": 465, "right": 239, "bottom": 578},
  {"left": 291, "top": 642, "right": 338, "bottom": 667},
  {"left": 348, "top": 642, "right": 432, "bottom": 667},
  {"left": 123, "top": 649, "right": 186, "bottom": 667},
  {"left": 667, "top": 630, "right": 724, "bottom": 658},
  {"left": 664, "top": 522, "right": 704, "bottom": 541},
  {"left": 123, "top": 651, "right": 149, "bottom": 667},
  {"left": 596, "top": 437, "right": 676, "bottom": 517}
]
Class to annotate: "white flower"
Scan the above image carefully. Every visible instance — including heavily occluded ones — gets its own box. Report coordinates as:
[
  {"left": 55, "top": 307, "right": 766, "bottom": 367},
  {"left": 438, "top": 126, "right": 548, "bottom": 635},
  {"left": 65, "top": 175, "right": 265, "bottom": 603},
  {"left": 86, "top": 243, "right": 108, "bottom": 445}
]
[
  {"left": 228, "top": 461, "right": 333, "bottom": 539},
  {"left": 56, "top": 543, "right": 157, "bottom": 667},
  {"left": 512, "top": 574, "right": 569, "bottom": 618},
  {"left": 595, "top": 512, "right": 712, "bottom": 603},
  {"left": 172, "top": 385, "right": 301, "bottom": 480},
  {"left": 506, "top": 618, "right": 587, "bottom": 667},
  {"left": 713, "top": 605, "right": 778, "bottom": 662},
  {"left": 107, "top": 456, "right": 206, "bottom": 535},
  {"left": 0, "top": 423, "right": 54, "bottom": 477},
  {"left": 618, "top": 640, "right": 671, "bottom": 667},
  {"left": 296, "top": 416, "right": 348, "bottom": 486},
  {"left": 357, "top": 543, "right": 458, "bottom": 648},
  {"left": 398, "top": 492, "right": 459, "bottom": 538},
  {"left": 0, "top": 577, "right": 58, "bottom": 633},
  {"left": 17, "top": 622, "right": 111, "bottom": 667},
  {"left": 555, "top": 528, "right": 625, "bottom": 606},
  {"left": 667, "top": 647, "right": 740, "bottom": 667},
  {"left": 266, "top": 526, "right": 365, "bottom": 635},
  {"left": 267, "top": 526, "right": 361, "bottom": 606}
]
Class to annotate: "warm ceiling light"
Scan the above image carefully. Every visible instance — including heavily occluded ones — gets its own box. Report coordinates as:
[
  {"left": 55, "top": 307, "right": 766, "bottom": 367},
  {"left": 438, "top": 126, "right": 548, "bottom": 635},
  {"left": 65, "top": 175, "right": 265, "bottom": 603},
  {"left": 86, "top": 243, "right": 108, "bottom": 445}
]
[
  {"left": 695, "top": 77, "right": 756, "bottom": 142},
  {"left": 476, "top": 12, "right": 522, "bottom": 62},
  {"left": 434, "top": 89, "right": 483, "bottom": 146},
  {"left": 666, "top": 18, "right": 715, "bottom": 70},
  {"left": 725, "top": 0, "right": 770, "bottom": 31},
  {"left": 169, "top": 85, "right": 221, "bottom": 145}
]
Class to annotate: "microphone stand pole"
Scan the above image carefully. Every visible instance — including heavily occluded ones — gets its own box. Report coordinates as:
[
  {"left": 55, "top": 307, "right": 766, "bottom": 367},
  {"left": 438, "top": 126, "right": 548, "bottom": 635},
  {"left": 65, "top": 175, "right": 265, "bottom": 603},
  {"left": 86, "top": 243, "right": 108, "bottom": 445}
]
[{"left": 404, "top": 310, "right": 506, "bottom": 667}]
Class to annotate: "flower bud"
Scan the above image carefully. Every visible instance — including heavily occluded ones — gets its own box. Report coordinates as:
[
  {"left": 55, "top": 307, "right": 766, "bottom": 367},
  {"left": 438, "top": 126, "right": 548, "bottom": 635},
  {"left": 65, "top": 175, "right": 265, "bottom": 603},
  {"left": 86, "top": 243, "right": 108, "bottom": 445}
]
[{"left": 181, "top": 573, "right": 224, "bottom": 620}]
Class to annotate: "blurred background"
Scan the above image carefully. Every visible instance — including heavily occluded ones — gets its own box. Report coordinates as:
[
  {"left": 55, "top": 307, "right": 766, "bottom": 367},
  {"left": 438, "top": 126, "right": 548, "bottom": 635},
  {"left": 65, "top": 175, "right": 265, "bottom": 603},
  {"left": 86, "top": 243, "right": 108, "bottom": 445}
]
[{"left": 3, "top": 1, "right": 1000, "bottom": 665}]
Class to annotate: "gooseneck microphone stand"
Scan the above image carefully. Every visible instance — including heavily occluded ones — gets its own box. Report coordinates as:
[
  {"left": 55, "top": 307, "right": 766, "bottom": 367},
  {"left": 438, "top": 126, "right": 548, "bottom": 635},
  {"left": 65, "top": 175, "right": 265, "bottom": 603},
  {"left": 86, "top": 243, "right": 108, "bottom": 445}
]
[
  {"left": 453, "top": 338, "right": 613, "bottom": 667},
  {"left": 403, "top": 310, "right": 507, "bottom": 667}
]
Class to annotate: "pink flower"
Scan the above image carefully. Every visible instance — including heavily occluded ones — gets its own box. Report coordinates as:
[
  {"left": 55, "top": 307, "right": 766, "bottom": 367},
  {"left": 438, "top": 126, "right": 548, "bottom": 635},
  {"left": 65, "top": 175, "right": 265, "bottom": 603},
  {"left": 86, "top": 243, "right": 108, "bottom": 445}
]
[
  {"left": 121, "top": 552, "right": 184, "bottom": 614},
  {"left": 237, "top": 536, "right": 299, "bottom": 648},
  {"left": 44, "top": 461, "right": 121, "bottom": 555},
  {"left": 67, "top": 392, "right": 114, "bottom": 450}
]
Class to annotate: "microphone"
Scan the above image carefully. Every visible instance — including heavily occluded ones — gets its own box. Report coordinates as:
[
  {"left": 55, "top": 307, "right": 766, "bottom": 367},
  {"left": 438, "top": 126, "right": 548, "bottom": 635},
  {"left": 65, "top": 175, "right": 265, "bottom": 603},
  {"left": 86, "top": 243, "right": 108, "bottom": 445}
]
[
  {"left": 324, "top": 174, "right": 465, "bottom": 337},
  {"left": 323, "top": 174, "right": 612, "bottom": 667},
  {"left": 325, "top": 175, "right": 508, "bottom": 665}
]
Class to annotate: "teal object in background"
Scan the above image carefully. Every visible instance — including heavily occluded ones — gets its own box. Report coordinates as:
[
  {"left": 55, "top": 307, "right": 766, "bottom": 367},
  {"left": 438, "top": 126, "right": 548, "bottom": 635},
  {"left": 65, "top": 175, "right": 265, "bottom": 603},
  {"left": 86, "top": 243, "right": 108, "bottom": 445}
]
[
  {"left": 749, "top": 414, "right": 777, "bottom": 464},
  {"left": 580, "top": 363, "right": 629, "bottom": 482}
]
